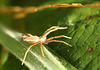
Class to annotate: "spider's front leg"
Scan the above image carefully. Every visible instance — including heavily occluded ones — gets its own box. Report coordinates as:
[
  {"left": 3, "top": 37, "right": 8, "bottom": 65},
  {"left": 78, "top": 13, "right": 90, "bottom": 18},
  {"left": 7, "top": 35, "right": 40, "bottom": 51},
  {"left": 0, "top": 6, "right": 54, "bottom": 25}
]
[
  {"left": 43, "top": 26, "right": 60, "bottom": 34},
  {"left": 46, "top": 40, "right": 72, "bottom": 47},
  {"left": 42, "top": 26, "right": 67, "bottom": 38},
  {"left": 47, "top": 35, "right": 71, "bottom": 40}
]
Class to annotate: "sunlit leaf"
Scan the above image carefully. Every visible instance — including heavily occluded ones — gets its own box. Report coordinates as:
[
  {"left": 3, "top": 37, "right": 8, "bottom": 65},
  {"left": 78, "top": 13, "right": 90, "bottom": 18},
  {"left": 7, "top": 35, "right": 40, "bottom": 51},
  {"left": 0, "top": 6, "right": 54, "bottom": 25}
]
[{"left": 0, "top": 24, "right": 76, "bottom": 70}]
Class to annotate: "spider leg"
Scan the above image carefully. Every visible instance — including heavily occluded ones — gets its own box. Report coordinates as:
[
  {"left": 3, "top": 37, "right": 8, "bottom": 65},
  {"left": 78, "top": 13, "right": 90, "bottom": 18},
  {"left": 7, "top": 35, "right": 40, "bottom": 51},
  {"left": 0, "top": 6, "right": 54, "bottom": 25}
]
[
  {"left": 21, "top": 34, "right": 33, "bottom": 39},
  {"left": 40, "top": 42, "right": 45, "bottom": 59},
  {"left": 22, "top": 43, "right": 38, "bottom": 65},
  {"left": 42, "top": 26, "right": 67, "bottom": 38},
  {"left": 43, "top": 26, "right": 59, "bottom": 35},
  {"left": 46, "top": 40, "right": 72, "bottom": 47},
  {"left": 47, "top": 35, "right": 71, "bottom": 40}
]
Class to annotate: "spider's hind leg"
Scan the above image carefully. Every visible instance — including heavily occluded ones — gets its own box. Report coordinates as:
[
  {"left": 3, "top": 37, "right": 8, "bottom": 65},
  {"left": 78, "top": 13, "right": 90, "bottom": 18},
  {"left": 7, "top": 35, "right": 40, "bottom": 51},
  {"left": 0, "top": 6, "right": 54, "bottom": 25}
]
[
  {"left": 40, "top": 42, "right": 45, "bottom": 59},
  {"left": 22, "top": 43, "right": 38, "bottom": 65}
]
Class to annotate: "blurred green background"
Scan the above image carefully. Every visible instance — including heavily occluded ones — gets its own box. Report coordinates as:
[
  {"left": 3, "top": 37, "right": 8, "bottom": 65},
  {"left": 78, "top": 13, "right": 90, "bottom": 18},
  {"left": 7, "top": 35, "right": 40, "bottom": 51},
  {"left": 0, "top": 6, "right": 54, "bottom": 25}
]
[{"left": 0, "top": 0, "right": 100, "bottom": 70}]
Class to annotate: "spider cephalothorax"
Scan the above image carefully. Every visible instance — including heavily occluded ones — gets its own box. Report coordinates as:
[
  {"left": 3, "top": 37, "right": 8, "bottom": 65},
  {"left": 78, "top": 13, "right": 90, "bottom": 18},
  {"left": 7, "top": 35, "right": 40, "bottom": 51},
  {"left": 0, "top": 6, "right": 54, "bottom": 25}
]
[{"left": 21, "top": 26, "right": 72, "bottom": 65}]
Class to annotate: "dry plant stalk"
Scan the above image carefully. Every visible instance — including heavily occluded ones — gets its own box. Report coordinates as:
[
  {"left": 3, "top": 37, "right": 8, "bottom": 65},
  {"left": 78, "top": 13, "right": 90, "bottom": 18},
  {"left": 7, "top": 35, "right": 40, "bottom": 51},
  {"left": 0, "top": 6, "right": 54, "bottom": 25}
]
[{"left": 0, "top": 2, "right": 100, "bottom": 19}]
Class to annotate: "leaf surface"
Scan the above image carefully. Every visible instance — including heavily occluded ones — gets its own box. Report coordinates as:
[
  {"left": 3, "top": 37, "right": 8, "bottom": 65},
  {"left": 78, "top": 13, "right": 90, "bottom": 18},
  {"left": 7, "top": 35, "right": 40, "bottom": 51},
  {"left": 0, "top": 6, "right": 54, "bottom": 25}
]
[{"left": 0, "top": 24, "right": 76, "bottom": 70}]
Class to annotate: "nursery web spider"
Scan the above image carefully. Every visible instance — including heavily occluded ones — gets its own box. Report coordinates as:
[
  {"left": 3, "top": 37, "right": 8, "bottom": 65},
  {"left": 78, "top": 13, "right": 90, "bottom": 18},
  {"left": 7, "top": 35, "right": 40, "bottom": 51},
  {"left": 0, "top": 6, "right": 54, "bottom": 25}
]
[{"left": 21, "top": 26, "right": 72, "bottom": 65}]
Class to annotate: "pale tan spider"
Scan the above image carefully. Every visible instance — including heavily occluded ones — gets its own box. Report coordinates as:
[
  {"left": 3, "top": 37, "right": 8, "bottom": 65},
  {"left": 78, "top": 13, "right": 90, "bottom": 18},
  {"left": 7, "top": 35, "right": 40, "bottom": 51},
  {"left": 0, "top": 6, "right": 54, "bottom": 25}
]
[{"left": 21, "top": 26, "right": 72, "bottom": 65}]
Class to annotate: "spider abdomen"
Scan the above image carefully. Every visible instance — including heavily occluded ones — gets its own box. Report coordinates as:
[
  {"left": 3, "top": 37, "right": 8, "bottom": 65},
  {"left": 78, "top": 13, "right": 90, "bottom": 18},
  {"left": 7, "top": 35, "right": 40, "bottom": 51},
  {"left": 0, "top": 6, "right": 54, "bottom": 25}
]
[{"left": 24, "top": 36, "right": 39, "bottom": 43}]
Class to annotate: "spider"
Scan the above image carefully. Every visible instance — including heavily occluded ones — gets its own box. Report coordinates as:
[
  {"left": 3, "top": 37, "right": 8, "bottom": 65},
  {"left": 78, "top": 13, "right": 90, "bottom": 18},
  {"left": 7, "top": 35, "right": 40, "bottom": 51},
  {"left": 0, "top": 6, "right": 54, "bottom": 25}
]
[{"left": 21, "top": 26, "right": 72, "bottom": 65}]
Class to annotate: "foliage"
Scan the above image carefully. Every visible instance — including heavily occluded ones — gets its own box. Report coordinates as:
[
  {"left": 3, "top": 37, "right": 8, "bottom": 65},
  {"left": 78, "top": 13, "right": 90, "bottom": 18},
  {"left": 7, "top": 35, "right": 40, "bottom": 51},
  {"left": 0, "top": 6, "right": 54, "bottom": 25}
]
[{"left": 0, "top": 0, "right": 100, "bottom": 70}]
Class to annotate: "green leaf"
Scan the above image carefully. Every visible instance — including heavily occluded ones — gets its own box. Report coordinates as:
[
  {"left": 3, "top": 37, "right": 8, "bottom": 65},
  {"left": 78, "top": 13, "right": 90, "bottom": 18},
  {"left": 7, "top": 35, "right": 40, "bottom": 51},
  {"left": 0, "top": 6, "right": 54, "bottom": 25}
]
[
  {"left": 0, "top": 24, "right": 76, "bottom": 70},
  {"left": 2, "top": 53, "right": 25, "bottom": 70},
  {"left": 1, "top": 47, "right": 9, "bottom": 65},
  {"left": 1, "top": 0, "right": 100, "bottom": 70},
  {"left": 23, "top": 1, "right": 100, "bottom": 70}
]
